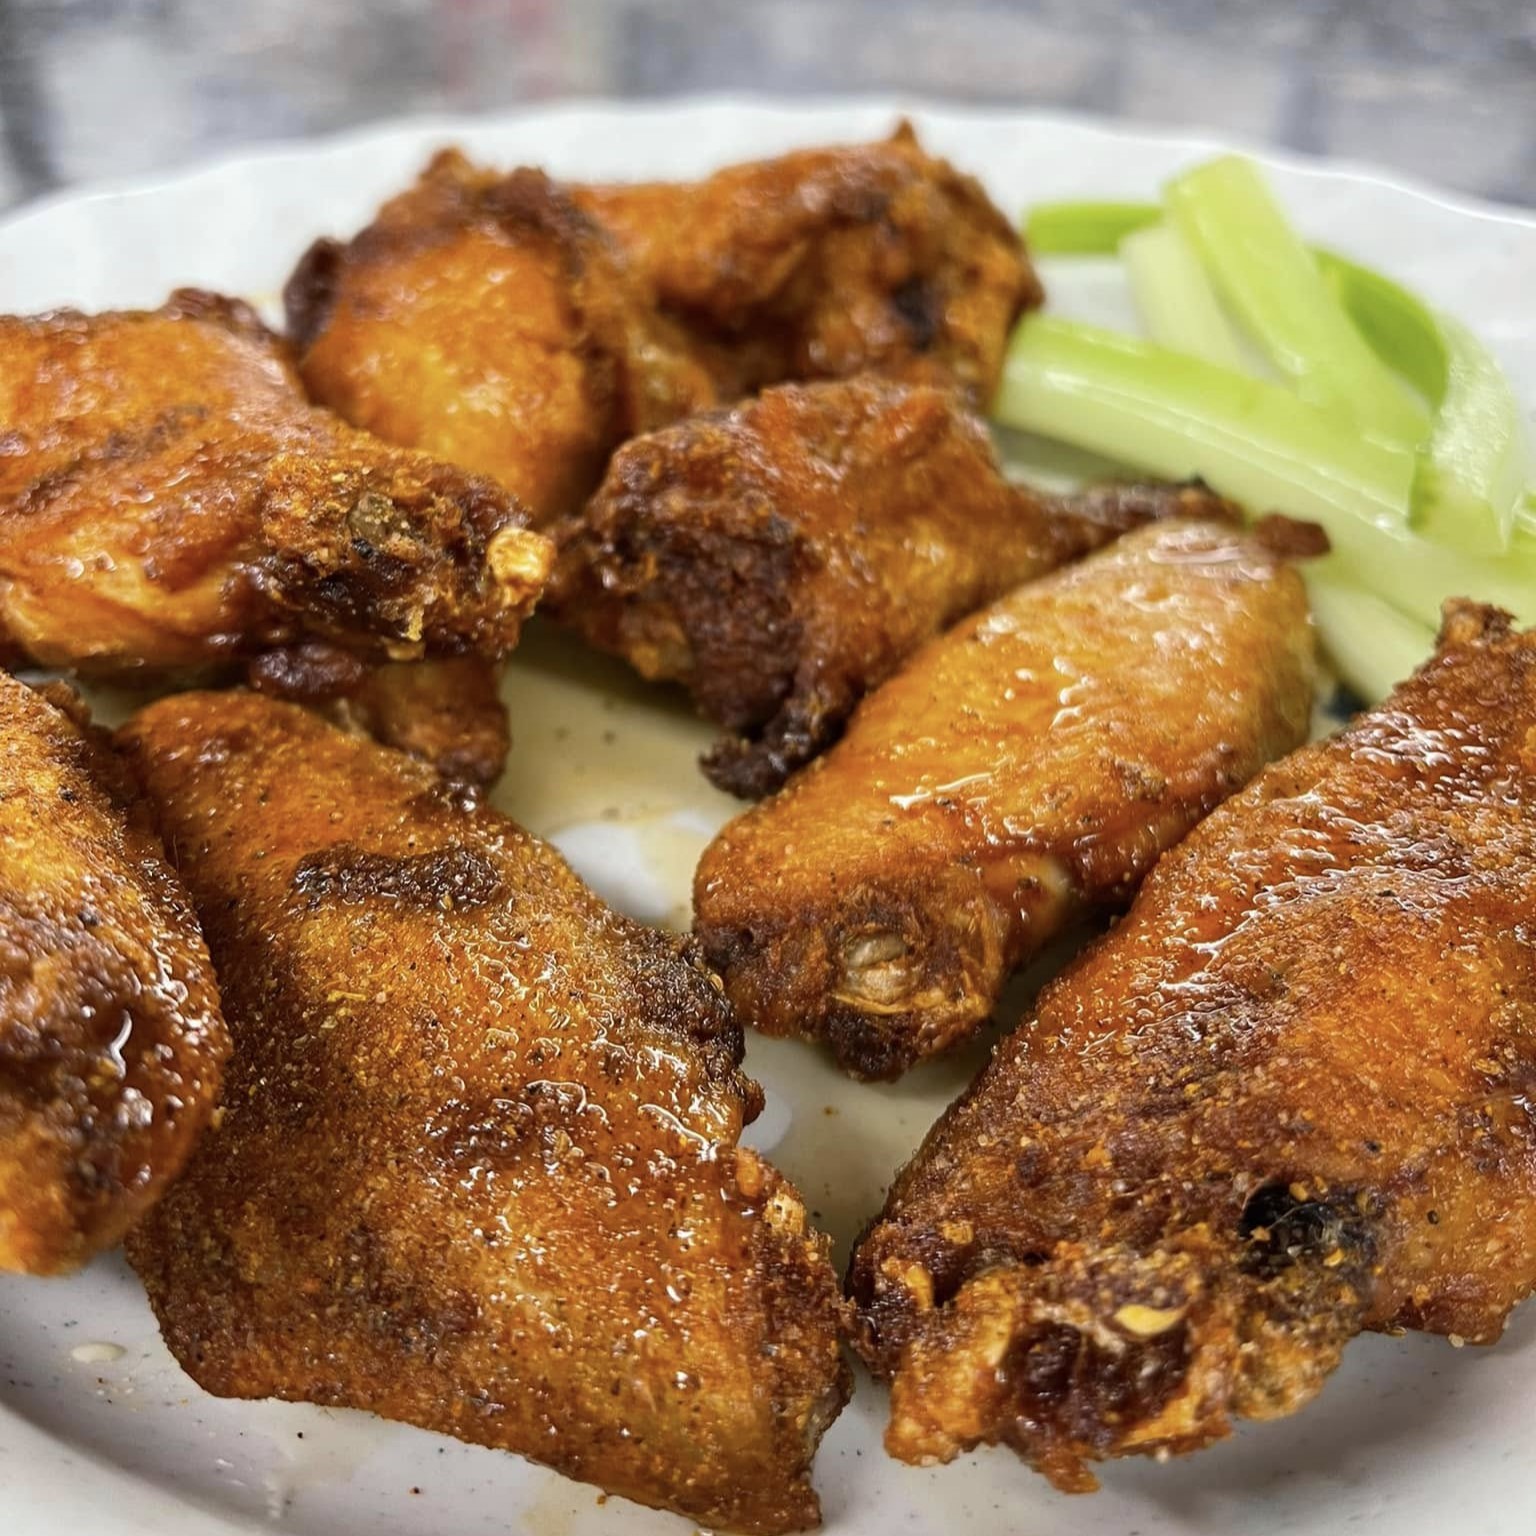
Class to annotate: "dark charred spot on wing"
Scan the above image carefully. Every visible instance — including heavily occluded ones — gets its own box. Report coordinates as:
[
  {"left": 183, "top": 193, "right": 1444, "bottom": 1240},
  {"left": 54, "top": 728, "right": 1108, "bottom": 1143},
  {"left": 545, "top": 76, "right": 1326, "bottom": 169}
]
[
  {"left": 479, "top": 167, "right": 607, "bottom": 286},
  {"left": 1238, "top": 1179, "right": 1376, "bottom": 1280},
  {"left": 1055, "top": 478, "right": 1242, "bottom": 538},
  {"left": 1001, "top": 1317, "right": 1192, "bottom": 1459},
  {"left": 293, "top": 843, "right": 504, "bottom": 911},
  {"left": 1252, "top": 512, "right": 1331, "bottom": 561},
  {"left": 247, "top": 642, "right": 371, "bottom": 703},
  {"left": 891, "top": 276, "right": 940, "bottom": 352},
  {"left": 10, "top": 404, "right": 212, "bottom": 517},
  {"left": 160, "top": 287, "right": 273, "bottom": 341}
]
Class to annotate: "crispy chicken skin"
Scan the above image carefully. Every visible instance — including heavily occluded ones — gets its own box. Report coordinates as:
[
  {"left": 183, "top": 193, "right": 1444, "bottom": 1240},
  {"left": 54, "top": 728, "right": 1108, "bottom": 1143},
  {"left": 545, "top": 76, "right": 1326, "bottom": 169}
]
[
  {"left": 849, "top": 602, "right": 1536, "bottom": 1490},
  {"left": 0, "top": 289, "right": 551, "bottom": 677},
  {"left": 285, "top": 152, "right": 719, "bottom": 525},
  {"left": 551, "top": 379, "right": 1223, "bottom": 797},
  {"left": 0, "top": 674, "right": 227, "bottom": 1275},
  {"left": 695, "top": 520, "right": 1316, "bottom": 1079},
  {"left": 118, "top": 692, "right": 849, "bottom": 1534},
  {"left": 332, "top": 657, "right": 510, "bottom": 787},
  {"left": 248, "top": 650, "right": 511, "bottom": 786},
  {"left": 572, "top": 123, "right": 1039, "bottom": 406}
]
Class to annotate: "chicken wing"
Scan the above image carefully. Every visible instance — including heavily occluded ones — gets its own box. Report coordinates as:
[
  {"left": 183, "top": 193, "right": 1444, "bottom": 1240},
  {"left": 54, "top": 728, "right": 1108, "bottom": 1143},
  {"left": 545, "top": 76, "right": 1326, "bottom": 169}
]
[
  {"left": 551, "top": 378, "right": 1221, "bottom": 796},
  {"left": 850, "top": 601, "right": 1536, "bottom": 1490},
  {"left": 118, "top": 691, "right": 849, "bottom": 1534},
  {"left": 0, "top": 673, "right": 227, "bottom": 1274},
  {"left": 0, "top": 288, "right": 551, "bottom": 678},
  {"left": 285, "top": 152, "right": 719, "bottom": 525},
  {"left": 572, "top": 122, "right": 1039, "bottom": 406},
  {"left": 694, "top": 519, "right": 1316, "bottom": 1078}
]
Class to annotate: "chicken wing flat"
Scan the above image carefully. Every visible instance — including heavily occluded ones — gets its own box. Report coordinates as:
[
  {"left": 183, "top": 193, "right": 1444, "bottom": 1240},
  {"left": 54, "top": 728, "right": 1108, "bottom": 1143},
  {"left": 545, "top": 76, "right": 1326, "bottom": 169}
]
[
  {"left": 572, "top": 123, "right": 1039, "bottom": 406},
  {"left": 118, "top": 691, "right": 849, "bottom": 1534},
  {"left": 552, "top": 378, "right": 1223, "bottom": 796},
  {"left": 0, "top": 673, "right": 227, "bottom": 1274},
  {"left": 695, "top": 519, "right": 1316, "bottom": 1079},
  {"left": 285, "top": 152, "right": 719, "bottom": 525},
  {"left": 0, "top": 288, "right": 551, "bottom": 678},
  {"left": 850, "top": 601, "right": 1536, "bottom": 1490}
]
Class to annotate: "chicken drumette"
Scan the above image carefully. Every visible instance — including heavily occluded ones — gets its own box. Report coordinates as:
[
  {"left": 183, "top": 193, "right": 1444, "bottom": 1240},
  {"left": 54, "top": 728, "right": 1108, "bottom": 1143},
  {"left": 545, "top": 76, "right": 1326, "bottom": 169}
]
[{"left": 285, "top": 154, "right": 719, "bottom": 526}]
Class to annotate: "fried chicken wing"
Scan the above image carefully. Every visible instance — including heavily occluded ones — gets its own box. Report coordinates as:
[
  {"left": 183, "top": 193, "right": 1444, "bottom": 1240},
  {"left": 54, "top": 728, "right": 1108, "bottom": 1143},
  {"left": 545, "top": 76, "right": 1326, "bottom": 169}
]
[
  {"left": 285, "top": 152, "right": 719, "bottom": 525},
  {"left": 0, "top": 288, "right": 551, "bottom": 677},
  {"left": 0, "top": 673, "right": 227, "bottom": 1274},
  {"left": 552, "top": 379, "right": 1221, "bottom": 796},
  {"left": 572, "top": 123, "right": 1039, "bottom": 405},
  {"left": 850, "top": 601, "right": 1536, "bottom": 1489},
  {"left": 118, "top": 691, "right": 849, "bottom": 1534},
  {"left": 695, "top": 519, "right": 1316, "bottom": 1078}
]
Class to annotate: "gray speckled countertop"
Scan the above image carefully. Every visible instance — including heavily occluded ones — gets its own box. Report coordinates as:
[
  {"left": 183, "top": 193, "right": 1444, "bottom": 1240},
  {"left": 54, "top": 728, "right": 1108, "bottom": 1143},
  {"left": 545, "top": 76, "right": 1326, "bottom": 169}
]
[{"left": 1, "top": 0, "right": 1534, "bottom": 210}]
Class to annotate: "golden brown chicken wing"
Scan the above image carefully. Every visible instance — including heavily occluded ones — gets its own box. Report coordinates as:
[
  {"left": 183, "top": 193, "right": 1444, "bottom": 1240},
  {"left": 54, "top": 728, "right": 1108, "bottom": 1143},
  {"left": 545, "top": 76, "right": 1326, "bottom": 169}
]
[
  {"left": 285, "top": 152, "right": 719, "bottom": 525},
  {"left": 850, "top": 601, "right": 1536, "bottom": 1490},
  {"left": 694, "top": 519, "right": 1316, "bottom": 1079},
  {"left": 118, "top": 691, "right": 849, "bottom": 1535},
  {"left": 0, "top": 288, "right": 551, "bottom": 678},
  {"left": 572, "top": 122, "right": 1039, "bottom": 405},
  {"left": 551, "top": 378, "right": 1220, "bottom": 796},
  {"left": 0, "top": 672, "right": 227, "bottom": 1275}
]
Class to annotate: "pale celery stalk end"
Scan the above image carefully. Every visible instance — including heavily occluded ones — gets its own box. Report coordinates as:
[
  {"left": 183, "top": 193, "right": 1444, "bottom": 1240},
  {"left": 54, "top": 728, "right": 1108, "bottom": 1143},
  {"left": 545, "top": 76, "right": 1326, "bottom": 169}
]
[
  {"left": 1409, "top": 312, "right": 1527, "bottom": 555},
  {"left": 1120, "top": 222, "right": 1249, "bottom": 372},
  {"left": 1306, "top": 577, "right": 1437, "bottom": 704}
]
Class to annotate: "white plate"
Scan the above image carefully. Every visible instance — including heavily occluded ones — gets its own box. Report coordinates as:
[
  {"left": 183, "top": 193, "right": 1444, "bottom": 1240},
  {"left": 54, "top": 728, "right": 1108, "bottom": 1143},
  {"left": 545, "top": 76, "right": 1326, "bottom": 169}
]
[{"left": 3, "top": 97, "right": 1535, "bottom": 1536}]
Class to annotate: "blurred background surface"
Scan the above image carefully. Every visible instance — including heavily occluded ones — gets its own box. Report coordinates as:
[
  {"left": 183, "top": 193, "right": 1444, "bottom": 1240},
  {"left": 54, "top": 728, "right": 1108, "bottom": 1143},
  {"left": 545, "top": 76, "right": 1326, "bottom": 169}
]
[{"left": 1, "top": 0, "right": 1534, "bottom": 208}]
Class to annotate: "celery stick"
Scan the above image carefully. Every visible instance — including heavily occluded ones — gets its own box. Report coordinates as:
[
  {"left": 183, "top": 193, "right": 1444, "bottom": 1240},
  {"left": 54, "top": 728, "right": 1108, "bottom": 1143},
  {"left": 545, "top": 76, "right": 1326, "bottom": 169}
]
[
  {"left": 1312, "top": 512, "right": 1534, "bottom": 628},
  {"left": 1024, "top": 204, "right": 1452, "bottom": 409},
  {"left": 1028, "top": 213, "right": 1450, "bottom": 408},
  {"left": 1314, "top": 250, "right": 1448, "bottom": 407},
  {"left": 1121, "top": 222, "right": 1249, "bottom": 371},
  {"left": 996, "top": 317, "right": 1535, "bottom": 627},
  {"left": 1166, "top": 156, "right": 1429, "bottom": 450},
  {"left": 1024, "top": 200, "right": 1161, "bottom": 255},
  {"left": 1306, "top": 576, "right": 1436, "bottom": 703},
  {"left": 1410, "top": 314, "right": 1528, "bottom": 554},
  {"left": 997, "top": 317, "right": 1415, "bottom": 534}
]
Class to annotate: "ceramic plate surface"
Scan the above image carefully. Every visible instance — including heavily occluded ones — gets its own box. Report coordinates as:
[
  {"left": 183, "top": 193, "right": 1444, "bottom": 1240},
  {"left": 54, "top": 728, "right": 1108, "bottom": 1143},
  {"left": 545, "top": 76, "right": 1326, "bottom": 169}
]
[{"left": 2, "top": 97, "right": 1535, "bottom": 1536}]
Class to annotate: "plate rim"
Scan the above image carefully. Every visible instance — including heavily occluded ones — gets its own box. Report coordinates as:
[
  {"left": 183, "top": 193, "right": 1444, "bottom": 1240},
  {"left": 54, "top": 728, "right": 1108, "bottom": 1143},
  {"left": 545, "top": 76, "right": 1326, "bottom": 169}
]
[{"left": 3, "top": 91, "right": 1536, "bottom": 248}]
